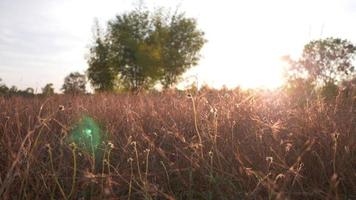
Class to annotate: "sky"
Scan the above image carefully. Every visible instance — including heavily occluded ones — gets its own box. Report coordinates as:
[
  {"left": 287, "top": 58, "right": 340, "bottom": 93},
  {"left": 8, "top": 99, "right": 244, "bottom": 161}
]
[{"left": 1, "top": 0, "right": 356, "bottom": 92}]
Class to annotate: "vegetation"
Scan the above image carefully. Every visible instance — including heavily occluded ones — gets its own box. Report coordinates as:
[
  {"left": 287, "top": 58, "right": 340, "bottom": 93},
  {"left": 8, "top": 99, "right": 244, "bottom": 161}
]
[
  {"left": 62, "top": 72, "right": 87, "bottom": 95},
  {"left": 1, "top": 4, "right": 356, "bottom": 198},
  {"left": 87, "top": 8, "right": 206, "bottom": 92},
  {"left": 285, "top": 37, "right": 355, "bottom": 85},
  {"left": 87, "top": 22, "right": 116, "bottom": 92},
  {"left": 0, "top": 88, "right": 354, "bottom": 199},
  {"left": 283, "top": 37, "right": 356, "bottom": 103},
  {"left": 41, "top": 83, "right": 55, "bottom": 96},
  {"left": 0, "top": 79, "right": 35, "bottom": 97}
]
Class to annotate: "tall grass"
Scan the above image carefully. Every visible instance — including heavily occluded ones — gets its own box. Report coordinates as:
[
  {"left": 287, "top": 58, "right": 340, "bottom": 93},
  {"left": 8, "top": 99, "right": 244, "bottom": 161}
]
[{"left": 0, "top": 89, "right": 355, "bottom": 199}]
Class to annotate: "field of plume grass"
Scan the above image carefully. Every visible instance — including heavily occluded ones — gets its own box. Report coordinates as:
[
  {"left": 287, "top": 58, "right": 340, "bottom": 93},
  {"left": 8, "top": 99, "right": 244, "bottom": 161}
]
[{"left": 0, "top": 88, "right": 355, "bottom": 199}]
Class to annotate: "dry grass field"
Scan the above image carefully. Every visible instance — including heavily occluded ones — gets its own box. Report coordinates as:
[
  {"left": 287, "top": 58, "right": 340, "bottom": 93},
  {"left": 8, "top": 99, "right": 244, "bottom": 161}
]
[{"left": 0, "top": 89, "right": 355, "bottom": 199}]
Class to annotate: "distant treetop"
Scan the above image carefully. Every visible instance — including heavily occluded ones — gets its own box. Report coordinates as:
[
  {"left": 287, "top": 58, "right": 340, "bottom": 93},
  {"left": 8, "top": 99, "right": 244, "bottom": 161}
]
[{"left": 62, "top": 72, "right": 87, "bottom": 95}]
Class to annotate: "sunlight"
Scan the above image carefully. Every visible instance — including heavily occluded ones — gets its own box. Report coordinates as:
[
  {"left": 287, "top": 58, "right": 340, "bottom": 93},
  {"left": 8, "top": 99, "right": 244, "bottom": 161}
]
[
  {"left": 229, "top": 54, "right": 285, "bottom": 89},
  {"left": 189, "top": 48, "right": 288, "bottom": 90},
  {"left": 1, "top": 0, "right": 355, "bottom": 198},
  {"left": 179, "top": 0, "right": 347, "bottom": 90},
  {"left": 238, "top": 67, "right": 284, "bottom": 89}
]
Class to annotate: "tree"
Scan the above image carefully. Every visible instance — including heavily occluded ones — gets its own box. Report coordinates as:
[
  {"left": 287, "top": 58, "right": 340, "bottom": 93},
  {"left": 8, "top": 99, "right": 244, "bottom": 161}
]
[
  {"left": 159, "top": 13, "right": 206, "bottom": 88},
  {"left": 42, "top": 83, "right": 55, "bottom": 96},
  {"left": 16, "top": 87, "right": 35, "bottom": 97},
  {"left": 0, "top": 79, "right": 35, "bottom": 96},
  {"left": 108, "top": 9, "right": 161, "bottom": 92},
  {"left": 0, "top": 78, "right": 9, "bottom": 95},
  {"left": 62, "top": 72, "right": 87, "bottom": 94},
  {"left": 8, "top": 86, "right": 18, "bottom": 95},
  {"left": 87, "top": 22, "right": 117, "bottom": 92},
  {"left": 87, "top": 8, "right": 206, "bottom": 92},
  {"left": 283, "top": 77, "right": 315, "bottom": 106},
  {"left": 25, "top": 87, "right": 34, "bottom": 95},
  {"left": 0, "top": 85, "right": 8, "bottom": 95},
  {"left": 285, "top": 38, "right": 356, "bottom": 86}
]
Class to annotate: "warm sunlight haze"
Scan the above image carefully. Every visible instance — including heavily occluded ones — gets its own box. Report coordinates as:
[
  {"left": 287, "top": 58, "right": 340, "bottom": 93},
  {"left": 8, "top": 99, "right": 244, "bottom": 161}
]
[
  {"left": 1, "top": 0, "right": 355, "bottom": 91},
  {"left": 1, "top": 1, "right": 355, "bottom": 199}
]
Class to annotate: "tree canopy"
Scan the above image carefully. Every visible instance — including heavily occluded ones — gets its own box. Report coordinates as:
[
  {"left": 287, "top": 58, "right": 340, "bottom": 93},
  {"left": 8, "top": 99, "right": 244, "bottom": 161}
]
[
  {"left": 62, "top": 72, "right": 87, "bottom": 94},
  {"left": 0, "top": 79, "right": 9, "bottom": 95},
  {"left": 0, "top": 78, "right": 35, "bottom": 96},
  {"left": 87, "top": 8, "right": 206, "bottom": 92},
  {"left": 87, "top": 24, "right": 116, "bottom": 92},
  {"left": 42, "top": 83, "right": 55, "bottom": 96},
  {"left": 285, "top": 37, "right": 356, "bottom": 85}
]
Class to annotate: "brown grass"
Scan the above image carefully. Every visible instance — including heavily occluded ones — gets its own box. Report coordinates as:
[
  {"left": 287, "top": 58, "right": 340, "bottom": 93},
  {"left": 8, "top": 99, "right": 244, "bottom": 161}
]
[{"left": 0, "top": 89, "right": 355, "bottom": 199}]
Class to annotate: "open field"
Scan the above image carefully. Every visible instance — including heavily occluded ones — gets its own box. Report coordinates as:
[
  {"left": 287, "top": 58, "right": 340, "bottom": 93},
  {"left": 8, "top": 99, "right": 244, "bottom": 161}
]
[{"left": 0, "top": 89, "right": 355, "bottom": 199}]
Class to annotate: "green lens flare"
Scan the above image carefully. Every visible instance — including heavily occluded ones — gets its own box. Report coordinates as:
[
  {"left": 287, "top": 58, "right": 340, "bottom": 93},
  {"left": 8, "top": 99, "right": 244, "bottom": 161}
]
[
  {"left": 67, "top": 115, "right": 102, "bottom": 155},
  {"left": 83, "top": 128, "right": 92, "bottom": 137}
]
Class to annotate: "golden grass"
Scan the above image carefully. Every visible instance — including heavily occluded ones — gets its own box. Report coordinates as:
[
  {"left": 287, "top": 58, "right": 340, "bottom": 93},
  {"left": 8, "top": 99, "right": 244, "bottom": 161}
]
[{"left": 0, "top": 89, "right": 355, "bottom": 199}]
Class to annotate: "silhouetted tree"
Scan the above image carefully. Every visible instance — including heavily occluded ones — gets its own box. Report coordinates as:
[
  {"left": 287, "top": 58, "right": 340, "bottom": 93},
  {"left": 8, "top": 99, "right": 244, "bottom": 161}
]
[
  {"left": 284, "top": 38, "right": 356, "bottom": 101},
  {"left": 87, "top": 8, "right": 206, "bottom": 92},
  {"left": 319, "top": 81, "right": 339, "bottom": 101},
  {"left": 8, "top": 86, "right": 18, "bottom": 95},
  {"left": 0, "top": 78, "right": 9, "bottom": 95},
  {"left": 0, "top": 79, "right": 35, "bottom": 96},
  {"left": 62, "top": 72, "right": 87, "bottom": 94},
  {"left": 16, "top": 87, "right": 35, "bottom": 97},
  {"left": 283, "top": 77, "right": 315, "bottom": 106},
  {"left": 25, "top": 87, "right": 34, "bottom": 95},
  {"left": 42, "top": 83, "right": 55, "bottom": 96},
  {"left": 285, "top": 38, "right": 356, "bottom": 86}
]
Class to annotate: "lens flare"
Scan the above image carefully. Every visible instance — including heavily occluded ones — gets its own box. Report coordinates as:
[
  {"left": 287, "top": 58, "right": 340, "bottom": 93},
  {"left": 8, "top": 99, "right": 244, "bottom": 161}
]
[{"left": 67, "top": 115, "right": 102, "bottom": 155}]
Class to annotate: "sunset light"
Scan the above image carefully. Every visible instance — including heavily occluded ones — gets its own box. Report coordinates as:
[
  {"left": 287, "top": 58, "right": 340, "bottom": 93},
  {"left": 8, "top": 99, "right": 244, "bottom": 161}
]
[
  {"left": 1, "top": 0, "right": 355, "bottom": 199},
  {"left": 1, "top": 0, "right": 355, "bottom": 90}
]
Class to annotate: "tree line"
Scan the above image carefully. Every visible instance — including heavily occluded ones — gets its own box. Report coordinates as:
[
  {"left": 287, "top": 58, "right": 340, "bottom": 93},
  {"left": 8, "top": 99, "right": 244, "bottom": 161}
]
[
  {"left": 87, "top": 8, "right": 355, "bottom": 96},
  {"left": 0, "top": 72, "right": 87, "bottom": 96},
  {"left": 1, "top": 8, "right": 355, "bottom": 97}
]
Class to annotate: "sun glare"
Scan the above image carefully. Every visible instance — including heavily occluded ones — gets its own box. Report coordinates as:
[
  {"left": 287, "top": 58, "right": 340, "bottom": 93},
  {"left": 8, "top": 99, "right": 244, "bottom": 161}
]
[
  {"left": 190, "top": 49, "right": 288, "bottom": 90},
  {"left": 238, "top": 56, "right": 286, "bottom": 89}
]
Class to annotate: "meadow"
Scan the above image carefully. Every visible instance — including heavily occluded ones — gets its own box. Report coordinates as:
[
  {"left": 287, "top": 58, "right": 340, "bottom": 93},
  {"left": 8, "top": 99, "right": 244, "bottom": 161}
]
[{"left": 0, "top": 89, "right": 355, "bottom": 199}]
